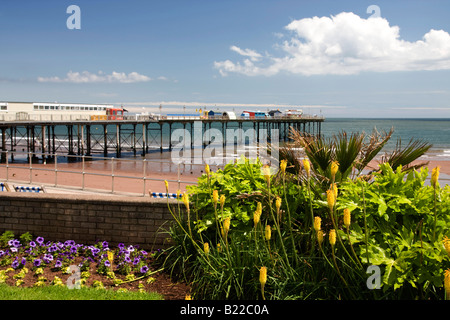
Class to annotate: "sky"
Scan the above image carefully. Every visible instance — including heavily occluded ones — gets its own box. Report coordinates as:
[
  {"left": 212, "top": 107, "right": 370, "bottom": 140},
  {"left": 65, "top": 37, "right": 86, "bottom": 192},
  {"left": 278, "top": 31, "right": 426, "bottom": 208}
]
[{"left": 1, "top": 0, "right": 450, "bottom": 118}]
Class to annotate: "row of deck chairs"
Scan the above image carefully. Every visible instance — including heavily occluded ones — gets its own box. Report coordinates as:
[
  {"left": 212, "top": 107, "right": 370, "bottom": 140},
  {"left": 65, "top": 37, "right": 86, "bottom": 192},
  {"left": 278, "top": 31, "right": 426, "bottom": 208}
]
[
  {"left": 0, "top": 182, "right": 46, "bottom": 193},
  {"left": 148, "top": 190, "right": 181, "bottom": 199}
]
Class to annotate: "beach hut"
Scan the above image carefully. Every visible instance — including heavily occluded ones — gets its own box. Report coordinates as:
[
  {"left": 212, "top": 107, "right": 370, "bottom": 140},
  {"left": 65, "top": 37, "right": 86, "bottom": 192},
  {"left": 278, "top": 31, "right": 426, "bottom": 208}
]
[
  {"left": 222, "top": 111, "right": 237, "bottom": 120},
  {"left": 268, "top": 109, "right": 282, "bottom": 117}
]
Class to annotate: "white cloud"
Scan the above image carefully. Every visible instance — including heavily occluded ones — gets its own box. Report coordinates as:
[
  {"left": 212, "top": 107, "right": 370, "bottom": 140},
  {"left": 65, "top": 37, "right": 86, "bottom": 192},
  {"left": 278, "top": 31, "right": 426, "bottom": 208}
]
[
  {"left": 230, "top": 45, "right": 263, "bottom": 61},
  {"left": 214, "top": 12, "right": 450, "bottom": 76},
  {"left": 38, "top": 71, "right": 152, "bottom": 83}
]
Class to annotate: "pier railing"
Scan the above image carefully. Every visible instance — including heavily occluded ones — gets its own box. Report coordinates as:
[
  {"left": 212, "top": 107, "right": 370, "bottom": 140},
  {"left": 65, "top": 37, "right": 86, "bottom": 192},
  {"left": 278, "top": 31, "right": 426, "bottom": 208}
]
[
  {"left": 0, "top": 150, "right": 209, "bottom": 197},
  {"left": 0, "top": 113, "right": 324, "bottom": 122}
]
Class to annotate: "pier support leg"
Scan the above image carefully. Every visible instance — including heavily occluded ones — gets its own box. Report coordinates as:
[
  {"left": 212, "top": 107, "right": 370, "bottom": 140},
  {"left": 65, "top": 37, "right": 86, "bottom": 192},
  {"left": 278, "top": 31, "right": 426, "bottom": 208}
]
[
  {"left": 68, "top": 125, "right": 74, "bottom": 156},
  {"left": 103, "top": 124, "right": 108, "bottom": 157},
  {"left": 116, "top": 124, "right": 121, "bottom": 158},
  {"left": 1, "top": 127, "right": 6, "bottom": 163},
  {"left": 86, "top": 125, "right": 91, "bottom": 157}
]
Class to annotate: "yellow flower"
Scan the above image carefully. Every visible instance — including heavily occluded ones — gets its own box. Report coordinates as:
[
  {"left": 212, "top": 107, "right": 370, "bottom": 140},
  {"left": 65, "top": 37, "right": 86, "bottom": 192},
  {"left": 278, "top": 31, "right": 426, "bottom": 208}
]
[
  {"left": 217, "top": 243, "right": 222, "bottom": 252},
  {"left": 182, "top": 193, "right": 190, "bottom": 212},
  {"left": 326, "top": 189, "right": 335, "bottom": 211},
  {"left": 259, "top": 267, "right": 267, "bottom": 286},
  {"left": 317, "top": 230, "right": 324, "bottom": 246},
  {"left": 223, "top": 217, "right": 231, "bottom": 236},
  {"left": 107, "top": 251, "right": 114, "bottom": 267},
  {"left": 280, "top": 159, "right": 287, "bottom": 175},
  {"left": 329, "top": 229, "right": 336, "bottom": 246},
  {"left": 164, "top": 180, "right": 169, "bottom": 193},
  {"left": 443, "top": 236, "right": 450, "bottom": 256},
  {"left": 265, "top": 225, "right": 271, "bottom": 241},
  {"left": 303, "top": 158, "right": 311, "bottom": 178},
  {"left": 220, "top": 194, "right": 226, "bottom": 209},
  {"left": 254, "top": 211, "right": 261, "bottom": 227},
  {"left": 330, "top": 161, "right": 339, "bottom": 180},
  {"left": 203, "top": 242, "right": 210, "bottom": 254},
  {"left": 314, "top": 216, "right": 321, "bottom": 232},
  {"left": 445, "top": 269, "right": 450, "bottom": 298},
  {"left": 431, "top": 166, "right": 440, "bottom": 188},
  {"left": 185, "top": 294, "right": 192, "bottom": 300},
  {"left": 254, "top": 202, "right": 262, "bottom": 227},
  {"left": 263, "top": 165, "right": 271, "bottom": 184},
  {"left": 332, "top": 183, "right": 338, "bottom": 200},
  {"left": 205, "top": 164, "right": 210, "bottom": 176},
  {"left": 275, "top": 196, "right": 282, "bottom": 217},
  {"left": 212, "top": 190, "right": 219, "bottom": 207},
  {"left": 343, "top": 208, "right": 351, "bottom": 229}
]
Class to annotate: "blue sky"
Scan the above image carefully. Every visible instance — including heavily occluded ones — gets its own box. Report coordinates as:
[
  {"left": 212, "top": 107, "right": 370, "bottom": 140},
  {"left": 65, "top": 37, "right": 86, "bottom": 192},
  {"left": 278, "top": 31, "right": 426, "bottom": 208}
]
[{"left": 1, "top": 0, "right": 450, "bottom": 118}]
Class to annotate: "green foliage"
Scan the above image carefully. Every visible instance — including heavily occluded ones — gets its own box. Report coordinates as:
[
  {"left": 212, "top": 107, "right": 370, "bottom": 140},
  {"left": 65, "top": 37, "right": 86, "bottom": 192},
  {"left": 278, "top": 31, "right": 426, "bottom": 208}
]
[
  {"left": 186, "top": 157, "right": 306, "bottom": 238},
  {"left": 284, "top": 127, "right": 430, "bottom": 188},
  {"left": 0, "top": 231, "right": 15, "bottom": 247},
  {"left": 337, "top": 163, "right": 450, "bottom": 298},
  {"left": 160, "top": 157, "right": 450, "bottom": 300}
]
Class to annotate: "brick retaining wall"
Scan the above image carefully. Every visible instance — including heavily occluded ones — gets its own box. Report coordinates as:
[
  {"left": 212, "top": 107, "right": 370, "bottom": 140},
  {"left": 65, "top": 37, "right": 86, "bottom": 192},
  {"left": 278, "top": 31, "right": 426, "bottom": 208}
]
[{"left": 0, "top": 192, "right": 179, "bottom": 250}]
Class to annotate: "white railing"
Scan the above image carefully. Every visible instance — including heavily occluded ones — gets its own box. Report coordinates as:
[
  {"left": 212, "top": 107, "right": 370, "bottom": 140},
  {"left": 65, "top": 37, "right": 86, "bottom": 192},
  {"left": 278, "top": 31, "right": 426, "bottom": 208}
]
[
  {"left": 0, "top": 150, "right": 209, "bottom": 197},
  {"left": 0, "top": 113, "right": 324, "bottom": 122}
]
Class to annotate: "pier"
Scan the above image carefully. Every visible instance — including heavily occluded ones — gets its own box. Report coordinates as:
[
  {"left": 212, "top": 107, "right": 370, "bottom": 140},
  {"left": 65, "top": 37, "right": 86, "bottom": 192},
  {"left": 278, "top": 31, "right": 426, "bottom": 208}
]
[{"left": 0, "top": 115, "right": 324, "bottom": 162}]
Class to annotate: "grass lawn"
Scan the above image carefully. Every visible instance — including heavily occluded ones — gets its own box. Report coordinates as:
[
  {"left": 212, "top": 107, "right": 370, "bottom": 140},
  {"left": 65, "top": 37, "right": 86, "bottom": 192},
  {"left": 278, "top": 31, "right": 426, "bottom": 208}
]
[{"left": 0, "top": 283, "right": 163, "bottom": 300}]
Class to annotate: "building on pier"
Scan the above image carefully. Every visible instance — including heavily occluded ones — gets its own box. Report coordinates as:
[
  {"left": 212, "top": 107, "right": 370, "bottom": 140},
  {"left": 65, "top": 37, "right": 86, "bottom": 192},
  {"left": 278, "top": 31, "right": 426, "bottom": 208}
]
[{"left": 0, "top": 101, "right": 124, "bottom": 121}]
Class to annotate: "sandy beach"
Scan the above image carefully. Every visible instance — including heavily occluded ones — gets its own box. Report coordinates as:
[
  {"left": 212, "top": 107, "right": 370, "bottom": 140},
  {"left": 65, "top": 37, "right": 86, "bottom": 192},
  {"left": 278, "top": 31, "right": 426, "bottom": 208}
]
[
  {"left": 0, "top": 155, "right": 449, "bottom": 197},
  {"left": 0, "top": 159, "right": 203, "bottom": 196}
]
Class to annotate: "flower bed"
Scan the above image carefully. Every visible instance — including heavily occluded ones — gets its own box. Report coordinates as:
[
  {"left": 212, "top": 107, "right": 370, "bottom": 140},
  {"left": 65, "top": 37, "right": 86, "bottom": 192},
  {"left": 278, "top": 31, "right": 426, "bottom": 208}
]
[{"left": 0, "top": 232, "right": 190, "bottom": 299}]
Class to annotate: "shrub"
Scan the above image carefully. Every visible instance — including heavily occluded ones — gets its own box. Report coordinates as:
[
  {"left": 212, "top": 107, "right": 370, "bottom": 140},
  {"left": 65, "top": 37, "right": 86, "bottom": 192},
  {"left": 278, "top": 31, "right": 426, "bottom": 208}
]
[{"left": 160, "top": 158, "right": 450, "bottom": 300}]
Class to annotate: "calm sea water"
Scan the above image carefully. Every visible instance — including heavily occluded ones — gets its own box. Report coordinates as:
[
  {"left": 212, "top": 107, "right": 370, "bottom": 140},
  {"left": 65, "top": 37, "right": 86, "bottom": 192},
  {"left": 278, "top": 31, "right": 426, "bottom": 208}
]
[{"left": 320, "top": 118, "right": 450, "bottom": 161}]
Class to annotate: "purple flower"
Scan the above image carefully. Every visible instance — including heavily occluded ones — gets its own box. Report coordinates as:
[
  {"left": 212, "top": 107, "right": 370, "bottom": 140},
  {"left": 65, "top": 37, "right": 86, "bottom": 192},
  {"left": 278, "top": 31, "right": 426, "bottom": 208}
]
[
  {"left": 43, "top": 254, "right": 53, "bottom": 263},
  {"left": 50, "top": 244, "right": 60, "bottom": 252},
  {"left": 29, "top": 241, "right": 36, "bottom": 248},
  {"left": 12, "top": 239, "right": 21, "bottom": 248},
  {"left": 33, "top": 259, "right": 41, "bottom": 267},
  {"left": 133, "top": 257, "right": 140, "bottom": 265},
  {"left": 12, "top": 259, "right": 19, "bottom": 269},
  {"left": 104, "top": 260, "right": 111, "bottom": 267},
  {"left": 102, "top": 241, "right": 109, "bottom": 249},
  {"left": 118, "top": 243, "right": 125, "bottom": 249},
  {"left": 140, "top": 265, "right": 149, "bottom": 274},
  {"left": 54, "top": 260, "right": 62, "bottom": 268},
  {"left": 21, "top": 257, "right": 26, "bottom": 265},
  {"left": 36, "top": 237, "right": 44, "bottom": 245},
  {"left": 64, "top": 240, "right": 75, "bottom": 246},
  {"left": 70, "top": 246, "right": 78, "bottom": 254},
  {"left": 90, "top": 247, "right": 100, "bottom": 255}
]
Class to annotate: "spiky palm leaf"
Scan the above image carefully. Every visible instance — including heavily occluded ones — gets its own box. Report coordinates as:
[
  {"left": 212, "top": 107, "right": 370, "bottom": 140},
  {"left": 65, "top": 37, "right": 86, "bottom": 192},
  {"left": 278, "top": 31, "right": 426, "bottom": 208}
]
[
  {"left": 333, "top": 131, "right": 364, "bottom": 181},
  {"left": 379, "top": 138, "right": 431, "bottom": 172}
]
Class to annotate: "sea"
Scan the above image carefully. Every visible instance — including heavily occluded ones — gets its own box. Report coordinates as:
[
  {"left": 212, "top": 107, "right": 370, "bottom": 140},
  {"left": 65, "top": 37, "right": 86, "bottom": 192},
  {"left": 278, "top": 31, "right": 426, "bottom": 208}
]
[{"left": 320, "top": 118, "right": 450, "bottom": 161}]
